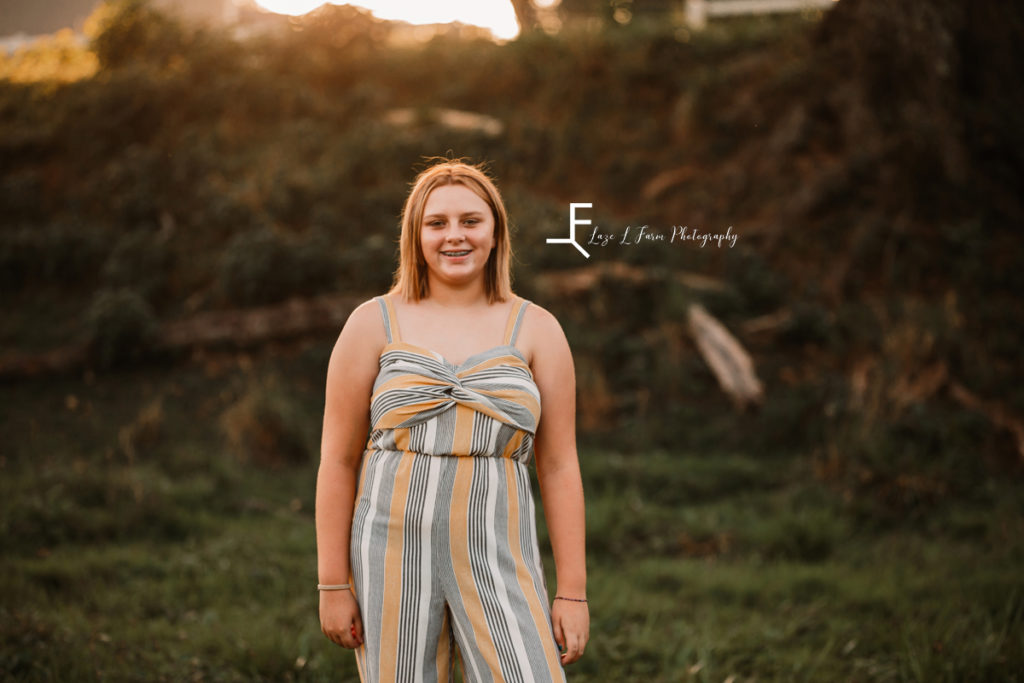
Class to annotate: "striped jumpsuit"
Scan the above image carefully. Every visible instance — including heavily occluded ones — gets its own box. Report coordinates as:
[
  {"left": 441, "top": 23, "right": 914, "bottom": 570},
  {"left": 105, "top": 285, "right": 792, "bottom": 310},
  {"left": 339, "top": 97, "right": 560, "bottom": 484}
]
[{"left": 350, "top": 294, "right": 567, "bottom": 683}]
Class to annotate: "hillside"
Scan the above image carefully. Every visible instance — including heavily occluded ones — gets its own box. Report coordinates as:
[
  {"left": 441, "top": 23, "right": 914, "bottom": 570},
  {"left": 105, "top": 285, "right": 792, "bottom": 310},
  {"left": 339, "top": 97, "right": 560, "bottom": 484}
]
[{"left": 1, "top": 2, "right": 1022, "bottom": 678}]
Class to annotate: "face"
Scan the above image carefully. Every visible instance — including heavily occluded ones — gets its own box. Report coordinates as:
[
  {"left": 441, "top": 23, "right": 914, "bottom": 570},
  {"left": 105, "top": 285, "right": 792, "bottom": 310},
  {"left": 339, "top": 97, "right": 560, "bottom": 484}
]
[{"left": 419, "top": 184, "right": 497, "bottom": 286}]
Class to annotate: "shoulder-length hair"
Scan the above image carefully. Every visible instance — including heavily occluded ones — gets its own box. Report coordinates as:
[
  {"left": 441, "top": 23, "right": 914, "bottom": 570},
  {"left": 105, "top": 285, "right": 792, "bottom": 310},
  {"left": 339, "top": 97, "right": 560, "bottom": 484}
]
[{"left": 388, "top": 159, "right": 513, "bottom": 303}]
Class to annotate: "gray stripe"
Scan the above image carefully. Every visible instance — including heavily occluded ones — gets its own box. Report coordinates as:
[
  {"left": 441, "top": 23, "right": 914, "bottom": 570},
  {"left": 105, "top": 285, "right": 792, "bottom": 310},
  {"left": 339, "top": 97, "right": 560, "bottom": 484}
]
[{"left": 375, "top": 296, "right": 393, "bottom": 343}]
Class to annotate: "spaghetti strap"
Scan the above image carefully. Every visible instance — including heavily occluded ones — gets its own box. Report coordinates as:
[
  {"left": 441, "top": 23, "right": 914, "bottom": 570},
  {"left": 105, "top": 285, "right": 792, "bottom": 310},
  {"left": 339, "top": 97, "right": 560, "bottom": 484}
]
[
  {"left": 504, "top": 296, "right": 531, "bottom": 346},
  {"left": 375, "top": 295, "right": 402, "bottom": 344}
]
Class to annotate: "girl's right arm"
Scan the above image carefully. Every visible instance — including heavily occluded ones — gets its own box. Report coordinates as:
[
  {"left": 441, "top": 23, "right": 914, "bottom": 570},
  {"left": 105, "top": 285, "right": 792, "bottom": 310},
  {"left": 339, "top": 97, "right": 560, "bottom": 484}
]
[{"left": 316, "top": 299, "right": 385, "bottom": 649}]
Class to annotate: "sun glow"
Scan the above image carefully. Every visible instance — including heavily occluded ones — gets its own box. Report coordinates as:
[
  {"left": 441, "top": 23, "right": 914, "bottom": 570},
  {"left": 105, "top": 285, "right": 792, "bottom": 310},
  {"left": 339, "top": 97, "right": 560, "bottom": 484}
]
[{"left": 250, "top": 0, "right": 521, "bottom": 40}]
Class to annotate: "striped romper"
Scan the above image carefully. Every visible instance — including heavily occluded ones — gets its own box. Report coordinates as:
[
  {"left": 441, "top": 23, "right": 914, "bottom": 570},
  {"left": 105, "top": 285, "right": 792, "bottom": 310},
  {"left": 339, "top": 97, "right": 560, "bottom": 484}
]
[{"left": 350, "top": 294, "right": 567, "bottom": 683}]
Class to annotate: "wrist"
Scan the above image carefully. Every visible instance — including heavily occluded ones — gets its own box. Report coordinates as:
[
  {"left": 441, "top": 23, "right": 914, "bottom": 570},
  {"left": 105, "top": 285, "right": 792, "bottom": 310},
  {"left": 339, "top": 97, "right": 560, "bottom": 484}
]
[
  {"left": 553, "top": 595, "right": 588, "bottom": 604},
  {"left": 555, "top": 580, "right": 586, "bottom": 598}
]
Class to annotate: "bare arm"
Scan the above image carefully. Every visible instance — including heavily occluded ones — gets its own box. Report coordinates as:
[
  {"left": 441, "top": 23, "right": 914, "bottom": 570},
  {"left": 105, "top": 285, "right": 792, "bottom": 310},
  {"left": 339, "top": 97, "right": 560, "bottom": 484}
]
[
  {"left": 316, "top": 299, "right": 384, "bottom": 649},
  {"left": 529, "top": 305, "right": 589, "bottom": 664}
]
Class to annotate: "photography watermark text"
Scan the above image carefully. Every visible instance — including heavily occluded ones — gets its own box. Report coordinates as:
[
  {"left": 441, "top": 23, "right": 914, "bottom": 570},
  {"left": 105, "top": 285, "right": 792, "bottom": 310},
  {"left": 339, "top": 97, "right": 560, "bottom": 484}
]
[{"left": 547, "top": 203, "right": 738, "bottom": 258}]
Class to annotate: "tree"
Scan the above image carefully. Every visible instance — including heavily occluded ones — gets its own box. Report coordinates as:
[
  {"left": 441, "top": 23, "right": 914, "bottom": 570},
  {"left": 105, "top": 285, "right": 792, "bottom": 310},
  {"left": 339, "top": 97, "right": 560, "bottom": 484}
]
[{"left": 510, "top": 0, "right": 540, "bottom": 32}]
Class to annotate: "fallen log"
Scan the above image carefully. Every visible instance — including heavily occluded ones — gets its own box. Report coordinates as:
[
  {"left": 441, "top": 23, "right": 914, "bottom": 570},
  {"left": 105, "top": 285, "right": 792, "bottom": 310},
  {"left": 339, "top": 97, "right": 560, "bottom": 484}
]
[
  {"left": 687, "top": 302, "right": 764, "bottom": 410},
  {"left": 0, "top": 293, "right": 364, "bottom": 379}
]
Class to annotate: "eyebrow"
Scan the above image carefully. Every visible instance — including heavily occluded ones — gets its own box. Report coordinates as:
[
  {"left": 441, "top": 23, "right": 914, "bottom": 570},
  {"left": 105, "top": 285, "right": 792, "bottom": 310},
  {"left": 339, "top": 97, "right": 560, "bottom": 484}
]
[{"left": 423, "top": 211, "right": 485, "bottom": 219}]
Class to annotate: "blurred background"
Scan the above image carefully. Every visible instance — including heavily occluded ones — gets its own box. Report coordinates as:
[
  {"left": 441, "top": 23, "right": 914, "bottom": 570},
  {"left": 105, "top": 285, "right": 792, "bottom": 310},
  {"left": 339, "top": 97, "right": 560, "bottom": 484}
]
[{"left": 1, "top": 0, "right": 1022, "bottom": 680}]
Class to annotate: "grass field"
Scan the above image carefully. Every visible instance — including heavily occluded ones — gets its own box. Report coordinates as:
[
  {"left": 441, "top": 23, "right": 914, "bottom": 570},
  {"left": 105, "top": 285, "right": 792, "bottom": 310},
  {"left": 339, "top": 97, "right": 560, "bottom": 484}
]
[{"left": 2, "top": 344, "right": 1021, "bottom": 682}]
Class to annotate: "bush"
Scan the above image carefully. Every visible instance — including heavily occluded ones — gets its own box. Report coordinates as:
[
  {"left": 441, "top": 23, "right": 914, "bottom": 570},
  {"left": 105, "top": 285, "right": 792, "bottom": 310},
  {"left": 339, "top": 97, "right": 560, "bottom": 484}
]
[
  {"left": 84, "top": 287, "right": 158, "bottom": 369},
  {"left": 0, "top": 222, "right": 107, "bottom": 290},
  {"left": 219, "top": 377, "right": 310, "bottom": 469},
  {"left": 217, "top": 226, "right": 340, "bottom": 306},
  {"left": 217, "top": 228, "right": 290, "bottom": 306},
  {"left": 86, "top": 0, "right": 189, "bottom": 71},
  {"left": 101, "top": 229, "right": 172, "bottom": 304}
]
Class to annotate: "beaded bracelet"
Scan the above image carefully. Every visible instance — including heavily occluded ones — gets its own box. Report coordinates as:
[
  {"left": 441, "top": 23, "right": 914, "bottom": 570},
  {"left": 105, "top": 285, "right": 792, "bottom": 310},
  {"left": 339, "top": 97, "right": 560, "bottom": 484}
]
[
  {"left": 318, "top": 583, "right": 352, "bottom": 591},
  {"left": 554, "top": 596, "right": 588, "bottom": 603}
]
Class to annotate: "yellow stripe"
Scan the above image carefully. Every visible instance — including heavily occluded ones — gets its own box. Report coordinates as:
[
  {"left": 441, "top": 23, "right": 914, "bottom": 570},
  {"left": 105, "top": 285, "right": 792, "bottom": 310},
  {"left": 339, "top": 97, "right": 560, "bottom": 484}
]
[
  {"left": 500, "top": 432, "right": 526, "bottom": 460},
  {"left": 377, "top": 453, "right": 414, "bottom": 681},
  {"left": 436, "top": 607, "right": 451, "bottom": 682},
  {"left": 501, "top": 296, "right": 524, "bottom": 345},
  {"left": 452, "top": 404, "right": 474, "bottom": 457}
]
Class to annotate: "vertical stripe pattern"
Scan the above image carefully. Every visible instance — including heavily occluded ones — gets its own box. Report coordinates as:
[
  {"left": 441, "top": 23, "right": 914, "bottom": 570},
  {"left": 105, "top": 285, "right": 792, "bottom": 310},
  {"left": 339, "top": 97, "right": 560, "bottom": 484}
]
[{"left": 349, "top": 295, "right": 566, "bottom": 683}]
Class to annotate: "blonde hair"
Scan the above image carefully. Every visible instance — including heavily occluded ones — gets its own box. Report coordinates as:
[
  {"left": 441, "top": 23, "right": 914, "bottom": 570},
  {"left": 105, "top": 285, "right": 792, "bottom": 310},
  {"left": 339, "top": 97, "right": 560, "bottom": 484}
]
[{"left": 388, "top": 159, "right": 513, "bottom": 303}]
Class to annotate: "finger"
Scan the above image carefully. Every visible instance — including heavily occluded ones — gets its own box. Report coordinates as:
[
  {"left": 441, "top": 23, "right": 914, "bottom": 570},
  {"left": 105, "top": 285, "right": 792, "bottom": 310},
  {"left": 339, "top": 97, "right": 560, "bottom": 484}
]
[
  {"left": 353, "top": 615, "right": 364, "bottom": 645},
  {"left": 329, "top": 627, "right": 359, "bottom": 650},
  {"left": 563, "top": 635, "right": 575, "bottom": 663},
  {"left": 551, "top": 614, "right": 565, "bottom": 651},
  {"left": 323, "top": 626, "right": 349, "bottom": 649},
  {"left": 562, "top": 632, "right": 582, "bottom": 664}
]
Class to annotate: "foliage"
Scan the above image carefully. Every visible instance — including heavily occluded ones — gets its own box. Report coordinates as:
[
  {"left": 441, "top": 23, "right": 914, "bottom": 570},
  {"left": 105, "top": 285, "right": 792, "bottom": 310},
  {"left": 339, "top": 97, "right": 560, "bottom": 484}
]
[
  {"left": 217, "top": 226, "right": 339, "bottom": 307},
  {"left": 0, "top": 0, "right": 1021, "bottom": 517},
  {"left": 85, "top": 0, "right": 191, "bottom": 71},
  {"left": 0, "top": 29, "right": 97, "bottom": 84},
  {"left": 0, "top": 221, "right": 107, "bottom": 290},
  {"left": 220, "top": 375, "right": 312, "bottom": 469},
  {"left": 84, "top": 287, "right": 158, "bottom": 369},
  {"left": 101, "top": 228, "right": 173, "bottom": 304}
]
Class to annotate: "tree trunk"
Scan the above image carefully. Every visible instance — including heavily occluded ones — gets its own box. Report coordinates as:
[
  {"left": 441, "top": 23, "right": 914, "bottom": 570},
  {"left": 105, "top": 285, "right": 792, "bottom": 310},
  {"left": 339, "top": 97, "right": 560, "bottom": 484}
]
[{"left": 510, "top": 0, "right": 539, "bottom": 32}]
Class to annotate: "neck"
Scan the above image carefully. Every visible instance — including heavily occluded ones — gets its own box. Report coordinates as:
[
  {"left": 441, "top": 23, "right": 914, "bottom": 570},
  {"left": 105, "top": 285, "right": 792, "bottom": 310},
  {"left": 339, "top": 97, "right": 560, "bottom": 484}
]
[{"left": 423, "top": 275, "right": 488, "bottom": 307}]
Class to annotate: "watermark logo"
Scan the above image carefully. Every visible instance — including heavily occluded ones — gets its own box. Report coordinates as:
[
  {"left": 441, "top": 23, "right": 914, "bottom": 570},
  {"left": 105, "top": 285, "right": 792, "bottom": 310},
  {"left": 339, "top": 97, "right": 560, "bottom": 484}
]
[
  {"left": 547, "top": 203, "right": 738, "bottom": 258},
  {"left": 545, "top": 203, "right": 592, "bottom": 259}
]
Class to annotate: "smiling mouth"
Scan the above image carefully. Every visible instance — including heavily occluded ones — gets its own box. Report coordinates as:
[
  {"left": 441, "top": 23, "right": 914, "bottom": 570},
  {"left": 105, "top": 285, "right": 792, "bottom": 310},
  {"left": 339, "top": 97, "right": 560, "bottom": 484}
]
[{"left": 441, "top": 250, "right": 471, "bottom": 257}]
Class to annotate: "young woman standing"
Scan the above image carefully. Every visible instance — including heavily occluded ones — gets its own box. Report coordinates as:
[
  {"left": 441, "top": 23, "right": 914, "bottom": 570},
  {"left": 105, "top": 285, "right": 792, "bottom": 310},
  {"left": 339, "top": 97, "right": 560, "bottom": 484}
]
[{"left": 316, "top": 160, "right": 588, "bottom": 681}]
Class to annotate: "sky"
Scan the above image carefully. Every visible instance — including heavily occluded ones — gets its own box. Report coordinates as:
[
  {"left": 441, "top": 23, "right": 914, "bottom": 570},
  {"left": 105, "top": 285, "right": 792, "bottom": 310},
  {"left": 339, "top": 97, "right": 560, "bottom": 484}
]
[
  {"left": 253, "top": 1, "right": 520, "bottom": 39},
  {"left": 0, "top": 0, "right": 102, "bottom": 34},
  {"left": 0, "top": 0, "right": 523, "bottom": 40}
]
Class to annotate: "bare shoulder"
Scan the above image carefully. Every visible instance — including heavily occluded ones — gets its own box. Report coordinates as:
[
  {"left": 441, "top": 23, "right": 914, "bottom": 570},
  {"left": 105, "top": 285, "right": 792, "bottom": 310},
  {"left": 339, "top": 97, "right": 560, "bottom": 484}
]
[
  {"left": 522, "top": 300, "right": 565, "bottom": 338},
  {"left": 519, "top": 299, "right": 572, "bottom": 365},
  {"left": 329, "top": 297, "right": 387, "bottom": 364},
  {"left": 344, "top": 297, "right": 386, "bottom": 337},
  {"left": 323, "top": 298, "right": 384, "bottom": 428}
]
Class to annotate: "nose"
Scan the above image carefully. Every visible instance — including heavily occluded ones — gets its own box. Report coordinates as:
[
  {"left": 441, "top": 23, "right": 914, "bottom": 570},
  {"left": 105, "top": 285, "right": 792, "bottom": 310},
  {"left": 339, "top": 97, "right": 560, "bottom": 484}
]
[{"left": 443, "top": 224, "right": 467, "bottom": 243}]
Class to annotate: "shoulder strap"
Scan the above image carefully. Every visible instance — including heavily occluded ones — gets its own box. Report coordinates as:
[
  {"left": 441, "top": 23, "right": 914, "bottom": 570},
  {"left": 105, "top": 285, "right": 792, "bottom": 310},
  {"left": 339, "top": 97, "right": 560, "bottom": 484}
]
[
  {"left": 503, "top": 296, "right": 531, "bottom": 346},
  {"left": 375, "top": 295, "right": 402, "bottom": 343}
]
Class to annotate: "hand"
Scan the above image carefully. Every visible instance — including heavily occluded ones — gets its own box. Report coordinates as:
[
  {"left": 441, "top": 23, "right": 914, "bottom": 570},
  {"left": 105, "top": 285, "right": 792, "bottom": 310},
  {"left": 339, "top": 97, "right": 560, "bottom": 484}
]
[
  {"left": 551, "top": 597, "right": 589, "bottom": 665},
  {"left": 320, "top": 589, "right": 364, "bottom": 649}
]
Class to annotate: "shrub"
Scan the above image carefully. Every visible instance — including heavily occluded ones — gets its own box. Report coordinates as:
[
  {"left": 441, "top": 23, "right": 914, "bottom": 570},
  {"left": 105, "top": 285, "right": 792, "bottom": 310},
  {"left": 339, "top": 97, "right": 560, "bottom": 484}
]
[
  {"left": 219, "top": 377, "right": 310, "bottom": 469},
  {"left": 101, "top": 229, "right": 172, "bottom": 304},
  {"left": 0, "top": 222, "right": 106, "bottom": 290},
  {"left": 84, "top": 287, "right": 158, "bottom": 369},
  {"left": 217, "top": 228, "right": 289, "bottom": 306},
  {"left": 337, "top": 232, "right": 397, "bottom": 293},
  {"left": 217, "top": 226, "right": 341, "bottom": 307},
  {"left": 86, "top": 0, "right": 189, "bottom": 71}
]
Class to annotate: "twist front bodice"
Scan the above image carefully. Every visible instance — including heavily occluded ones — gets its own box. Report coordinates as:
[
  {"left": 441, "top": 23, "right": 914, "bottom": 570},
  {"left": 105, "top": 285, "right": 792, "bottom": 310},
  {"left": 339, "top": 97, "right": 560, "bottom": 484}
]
[{"left": 366, "top": 294, "right": 541, "bottom": 464}]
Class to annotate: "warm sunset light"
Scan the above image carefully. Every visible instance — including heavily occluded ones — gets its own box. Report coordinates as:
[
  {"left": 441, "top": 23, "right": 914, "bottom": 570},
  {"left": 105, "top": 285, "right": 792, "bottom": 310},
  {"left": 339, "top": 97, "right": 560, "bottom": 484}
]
[
  {"left": 251, "top": 0, "right": 521, "bottom": 40},
  {"left": 253, "top": 0, "right": 326, "bottom": 15}
]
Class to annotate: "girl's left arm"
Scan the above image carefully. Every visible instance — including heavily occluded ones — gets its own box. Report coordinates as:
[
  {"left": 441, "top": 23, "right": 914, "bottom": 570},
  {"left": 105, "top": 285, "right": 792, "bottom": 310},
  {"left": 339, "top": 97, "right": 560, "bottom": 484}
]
[{"left": 530, "top": 305, "right": 589, "bottom": 665}]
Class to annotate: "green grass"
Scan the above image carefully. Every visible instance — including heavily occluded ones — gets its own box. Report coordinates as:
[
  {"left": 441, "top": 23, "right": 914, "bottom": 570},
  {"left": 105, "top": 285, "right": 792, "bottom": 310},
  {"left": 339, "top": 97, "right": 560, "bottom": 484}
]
[{"left": 1, "top": 351, "right": 1021, "bottom": 682}]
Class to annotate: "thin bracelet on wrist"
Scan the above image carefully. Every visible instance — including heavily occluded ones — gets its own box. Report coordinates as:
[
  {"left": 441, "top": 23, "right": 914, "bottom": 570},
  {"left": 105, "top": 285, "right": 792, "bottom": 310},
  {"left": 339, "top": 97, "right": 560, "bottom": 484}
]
[
  {"left": 553, "top": 595, "right": 587, "bottom": 603},
  {"left": 318, "top": 583, "right": 352, "bottom": 591}
]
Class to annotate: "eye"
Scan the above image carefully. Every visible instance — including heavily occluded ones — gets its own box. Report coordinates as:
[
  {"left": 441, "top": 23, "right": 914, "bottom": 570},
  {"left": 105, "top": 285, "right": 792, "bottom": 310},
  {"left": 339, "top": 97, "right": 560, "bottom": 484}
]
[{"left": 464, "top": 218, "right": 479, "bottom": 226}]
